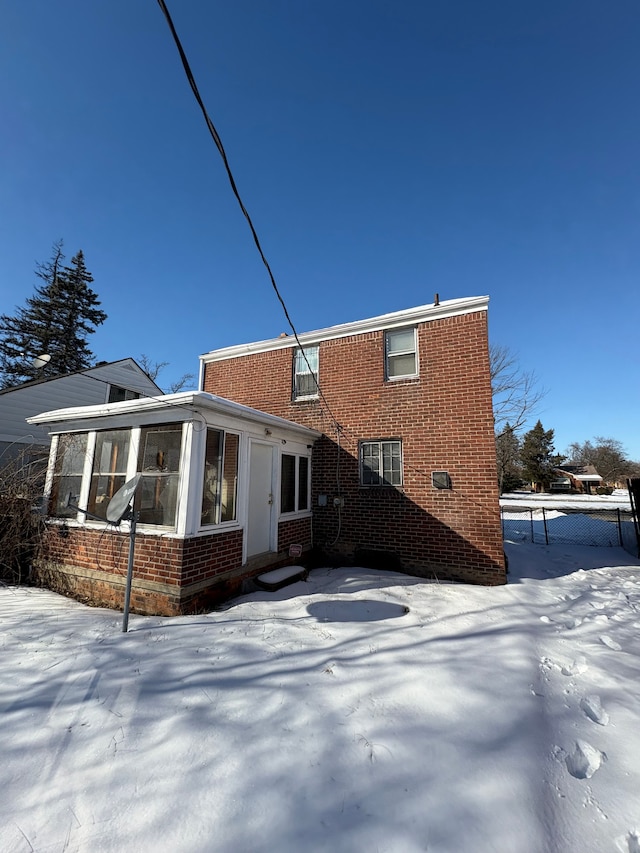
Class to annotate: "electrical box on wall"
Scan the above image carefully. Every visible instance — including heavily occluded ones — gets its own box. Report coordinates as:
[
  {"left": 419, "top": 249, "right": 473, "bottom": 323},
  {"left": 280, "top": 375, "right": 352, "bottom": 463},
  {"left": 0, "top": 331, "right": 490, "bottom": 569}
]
[
  {"left": 333, "top": 496, "right": 345, "bottom": 508},
  {"left": 432, "top": 471, "right": 452, "bottom": 490},
  {"left": 318, "top": 494, "right": 328, "bottom": 507}
]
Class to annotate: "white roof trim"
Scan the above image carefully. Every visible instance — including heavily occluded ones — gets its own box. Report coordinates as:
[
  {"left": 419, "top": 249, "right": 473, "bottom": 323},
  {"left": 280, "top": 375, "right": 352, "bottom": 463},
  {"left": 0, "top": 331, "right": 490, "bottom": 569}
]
[
  {"left": 27, "top": 391, "right": 322, "bottom": 439},
  {"left": 200, "top": 295, "right": 489, "bottom": 363}
]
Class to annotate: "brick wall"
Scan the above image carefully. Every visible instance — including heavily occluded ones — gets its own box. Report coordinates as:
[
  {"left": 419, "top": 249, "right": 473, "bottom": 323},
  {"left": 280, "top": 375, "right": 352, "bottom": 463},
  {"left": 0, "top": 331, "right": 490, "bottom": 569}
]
[
  {"left": 35, "top": 525, "right": 246, "bottom": 615},
  {"left": 203, "top": 310, "right": 506, "bottom": 584}
]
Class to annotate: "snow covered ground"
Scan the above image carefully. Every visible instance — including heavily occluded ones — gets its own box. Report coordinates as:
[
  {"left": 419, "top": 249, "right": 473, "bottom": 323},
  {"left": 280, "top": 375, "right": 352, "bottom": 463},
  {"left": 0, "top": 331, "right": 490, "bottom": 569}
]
[{"left": 3, "top": 540, "right": 640, "bottom": 852}]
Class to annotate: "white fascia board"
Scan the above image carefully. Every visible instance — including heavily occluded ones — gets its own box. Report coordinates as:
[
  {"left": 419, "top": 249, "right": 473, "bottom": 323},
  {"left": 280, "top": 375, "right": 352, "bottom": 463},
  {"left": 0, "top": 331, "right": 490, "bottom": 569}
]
[
  {"left": 200, "top": 295, "right": 489, "bottom": 364},
  {"left": 27, "top": 391, "right": 321, "bottom": 442}
]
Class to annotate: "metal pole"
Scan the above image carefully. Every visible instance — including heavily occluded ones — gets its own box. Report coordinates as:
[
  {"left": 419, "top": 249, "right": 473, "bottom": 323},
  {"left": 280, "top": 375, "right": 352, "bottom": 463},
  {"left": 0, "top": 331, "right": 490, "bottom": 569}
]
[
  {"left": 543, "top": 507, "right": 549, "bottom": 545},
  {"left": 530, "top": 509, "right": 534, "bottom": 544},
  {"left": 617, "top": 507, "right": 622, "bottom": 547},
  {"left": 122, "top": 511, "right": 138, "bottom": 633}
]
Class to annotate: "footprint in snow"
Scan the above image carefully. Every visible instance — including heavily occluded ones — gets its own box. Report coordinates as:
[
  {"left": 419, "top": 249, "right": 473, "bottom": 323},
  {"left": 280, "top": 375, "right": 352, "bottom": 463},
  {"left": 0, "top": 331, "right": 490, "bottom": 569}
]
[
  {"left": 562, "top": 655, "right": 588, "bottom": 676},
  {"left": 620, "top": 830, "right": 640, "bottom": 853},
  {"left": 580, "top": 695, "right": 609, "bottom": 726},
  {"left": 565, "top": 740, "right": 606, "bottom": 779},
  {"left": 600, "top": 635, "right": 622, "bottom": 651}
]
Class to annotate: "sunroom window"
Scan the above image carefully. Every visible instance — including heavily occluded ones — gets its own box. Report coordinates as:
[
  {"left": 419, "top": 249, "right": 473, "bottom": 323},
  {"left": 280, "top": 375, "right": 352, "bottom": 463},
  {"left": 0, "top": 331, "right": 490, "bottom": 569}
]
[
  {"left": 280, "top": 453, "right": 310, "bottom": 513},
  {"left": 87, "top": 430, "right": 131, "bottom": 520},
  {"left": 201, "top": 429, "right": 239, "bottom": 526},
  {"left": 138, "top": 424, "right": 183, "bottom": 526},
  {"left": 49, "top": 433, "right": 89, "bottom": 518}
]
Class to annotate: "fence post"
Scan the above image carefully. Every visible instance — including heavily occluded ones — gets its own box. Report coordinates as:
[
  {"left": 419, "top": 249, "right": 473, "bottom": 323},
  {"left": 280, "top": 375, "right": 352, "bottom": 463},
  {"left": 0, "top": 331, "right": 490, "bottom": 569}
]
[
  {"left": 543, "top": 507, "right": 549, "bottom": 545},
  {"left": 530, "top": 509, "right": 534, "bottom": 544},
  {"left": 617, "top": 507, "right": 622, "bottom": 547}
]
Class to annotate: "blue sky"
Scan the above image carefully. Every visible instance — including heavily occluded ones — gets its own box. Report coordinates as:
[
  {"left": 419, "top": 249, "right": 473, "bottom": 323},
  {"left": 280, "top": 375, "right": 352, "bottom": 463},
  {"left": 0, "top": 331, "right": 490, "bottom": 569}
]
[{"left": 1, "top": 1, "right": 638, "bottom": 459}]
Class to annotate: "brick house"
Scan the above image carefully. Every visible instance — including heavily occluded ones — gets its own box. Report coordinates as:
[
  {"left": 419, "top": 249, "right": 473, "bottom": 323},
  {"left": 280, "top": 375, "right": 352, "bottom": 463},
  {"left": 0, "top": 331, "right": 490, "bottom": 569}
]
[
  {"left": 28, "top": 392, "right": 320, "bottom": 615},
  {"left": 200, "top": 295, "right": 506, "bottom": 585}
]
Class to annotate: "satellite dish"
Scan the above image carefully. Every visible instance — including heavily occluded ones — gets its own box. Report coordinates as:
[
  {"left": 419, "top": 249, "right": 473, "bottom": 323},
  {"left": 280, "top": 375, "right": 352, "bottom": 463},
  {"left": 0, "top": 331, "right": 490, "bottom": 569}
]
[
  {"left": 106, "top": 474, "right": 142, "bottom": 524},
  {"left": 32, "top": 353, "right": 51, "bottom": 369}
]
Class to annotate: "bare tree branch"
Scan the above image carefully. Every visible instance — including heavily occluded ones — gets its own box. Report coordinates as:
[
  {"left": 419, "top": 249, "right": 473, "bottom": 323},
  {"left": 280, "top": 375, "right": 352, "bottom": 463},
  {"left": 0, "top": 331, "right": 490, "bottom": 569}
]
[{"left": 490, "top": 343, "right": 546, "bottom": 436}]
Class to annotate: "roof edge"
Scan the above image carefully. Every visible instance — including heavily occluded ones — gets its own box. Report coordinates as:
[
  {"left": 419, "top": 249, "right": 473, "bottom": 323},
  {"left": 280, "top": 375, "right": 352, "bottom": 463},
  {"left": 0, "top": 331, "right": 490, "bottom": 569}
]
[
  {"left": 200, "top": 295, "right": 489, "bottom": 364},
  {"left": 27, "top": 391, "right": 322, "bottom": 439}
]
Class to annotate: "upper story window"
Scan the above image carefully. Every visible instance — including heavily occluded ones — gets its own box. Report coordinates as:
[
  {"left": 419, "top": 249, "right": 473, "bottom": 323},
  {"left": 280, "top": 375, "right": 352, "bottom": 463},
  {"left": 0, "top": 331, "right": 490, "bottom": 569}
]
[
  {"left": 108, "top": 385, "right": 141, "bottom": 403},
  {"left": 360, "top": 440, "right": 403, "bottom": 487},
  {"left": 385, "top": 328, "right": 417, "bottom": 380},
  {"left": 293, "top": 346, "right": 319, "bottom": 400}
]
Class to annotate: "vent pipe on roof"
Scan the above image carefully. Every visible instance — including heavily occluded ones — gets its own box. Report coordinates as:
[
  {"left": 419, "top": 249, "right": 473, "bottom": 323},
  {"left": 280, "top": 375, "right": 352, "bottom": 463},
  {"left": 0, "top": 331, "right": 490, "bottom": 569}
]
[{"left": 434, "top": 293, "right": 440, "bottom": 306}]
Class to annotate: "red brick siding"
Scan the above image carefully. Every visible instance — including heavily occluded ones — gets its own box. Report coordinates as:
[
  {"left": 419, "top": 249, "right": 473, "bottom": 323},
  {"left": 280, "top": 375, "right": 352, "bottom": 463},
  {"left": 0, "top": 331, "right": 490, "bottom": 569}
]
[
  {"left": 36, "top": 525, "right": 246, "bottom": 615},
  {"left": 204, "top": 311, "right": 505, "bottom": 584},
  {"left": 278, "top": 515, "right": 313, "bottom": 553}
]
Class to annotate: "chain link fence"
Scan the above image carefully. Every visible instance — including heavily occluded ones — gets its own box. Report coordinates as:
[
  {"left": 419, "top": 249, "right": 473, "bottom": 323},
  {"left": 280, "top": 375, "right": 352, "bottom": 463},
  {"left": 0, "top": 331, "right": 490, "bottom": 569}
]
[{"left": 501, "top": 505, "right": 638, "bottom": 555}]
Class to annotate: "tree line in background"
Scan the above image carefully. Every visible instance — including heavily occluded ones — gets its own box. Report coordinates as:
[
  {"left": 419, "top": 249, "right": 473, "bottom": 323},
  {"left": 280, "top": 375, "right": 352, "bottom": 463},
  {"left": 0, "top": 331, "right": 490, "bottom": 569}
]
[
  {"left": 489, "top": 344, "right": 640, "bottom": 493},
  {"left": 496, "top": 423, "right": 640, "bottom": 494},
  {"left": 0, "top": 242, "right": 192, "bottom": 392}
]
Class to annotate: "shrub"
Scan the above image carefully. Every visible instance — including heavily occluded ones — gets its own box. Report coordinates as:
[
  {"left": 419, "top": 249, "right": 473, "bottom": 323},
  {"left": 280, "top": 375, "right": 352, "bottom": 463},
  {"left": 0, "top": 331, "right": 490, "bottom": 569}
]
[{"left": 0, "top": 447, "right": 47, "bottom": 583}]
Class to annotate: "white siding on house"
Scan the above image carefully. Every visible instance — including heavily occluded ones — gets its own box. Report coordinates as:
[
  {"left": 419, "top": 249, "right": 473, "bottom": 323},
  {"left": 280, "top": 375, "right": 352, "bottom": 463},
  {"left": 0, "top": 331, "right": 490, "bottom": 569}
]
[{"left": 0, "top": 360, "right": 162, "bottom": 453}]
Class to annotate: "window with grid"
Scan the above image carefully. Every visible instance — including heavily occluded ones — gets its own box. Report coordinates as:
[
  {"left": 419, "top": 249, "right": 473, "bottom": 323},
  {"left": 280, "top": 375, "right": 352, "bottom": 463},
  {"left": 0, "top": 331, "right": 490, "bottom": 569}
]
[
  {"left": 360, "top": 440, "right": 403, "bottom": 487},
  {"left": 385, "top": 328, "right": 417, "bottom": 380},
  {"left": 293, "top": 346, "right": 319, "bottom": 400}
]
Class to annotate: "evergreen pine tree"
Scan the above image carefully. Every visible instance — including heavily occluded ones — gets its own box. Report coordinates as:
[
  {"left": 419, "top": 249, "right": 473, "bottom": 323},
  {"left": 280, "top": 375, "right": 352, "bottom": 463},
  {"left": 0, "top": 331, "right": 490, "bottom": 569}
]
[
  {"left": 521, "top": 420, "right": 564, "bottom": 492},
  {"left": 0, "top": 243, "right": 106, "bottom": 388},
  {"left": 496, "top": 423, "right": 523, "bottom": 493}
]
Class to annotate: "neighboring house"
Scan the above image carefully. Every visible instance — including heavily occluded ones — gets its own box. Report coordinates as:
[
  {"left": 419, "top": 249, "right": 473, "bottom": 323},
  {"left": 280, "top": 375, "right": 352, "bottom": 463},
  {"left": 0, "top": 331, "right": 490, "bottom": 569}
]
[
  {"left": 200, "top": 295, "right": 506, "bottom": 586},
  {"left": 0, "top": 359, "right": 162, "bottom": 476},
  {"left": 551, "top": 465, "right": 603, "bottom": 494},
  {"left": 28, "top": 392, "right": 320, "bottom": 615}
]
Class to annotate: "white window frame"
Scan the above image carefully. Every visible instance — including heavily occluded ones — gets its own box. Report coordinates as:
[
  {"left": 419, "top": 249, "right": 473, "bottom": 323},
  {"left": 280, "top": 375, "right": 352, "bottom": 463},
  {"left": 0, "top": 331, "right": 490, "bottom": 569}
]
[
  {"left": 48, "top": 423, "right": 186, "bottom": 531},
  {"left": 385, "top": 327, "right": 418, "bottom": 380},
  {"left": 280, "top": 451, "right": 311, "bottom": 515},
  {"left": 359, "top": 440, "right": 403, "bottom": 487},
  {"left": 292, "top": 346, "right": 319, "bottom": 401},
  {"left": 199, "top": 428, "right": 241, "bottom": 529}
]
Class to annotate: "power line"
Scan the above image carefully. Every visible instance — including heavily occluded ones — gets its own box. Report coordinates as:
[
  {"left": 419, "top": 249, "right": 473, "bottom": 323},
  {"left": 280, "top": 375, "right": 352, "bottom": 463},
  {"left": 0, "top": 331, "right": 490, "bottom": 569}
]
[{"left": 155, "top": 0, "right": 341, "bottom": 433}]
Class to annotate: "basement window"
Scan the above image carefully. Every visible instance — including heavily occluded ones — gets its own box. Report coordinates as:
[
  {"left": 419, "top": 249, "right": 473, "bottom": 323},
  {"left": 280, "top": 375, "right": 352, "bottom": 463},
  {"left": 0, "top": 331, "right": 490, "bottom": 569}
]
[{"left": 360, "top": 440, "right": 403, "bottom": 487}]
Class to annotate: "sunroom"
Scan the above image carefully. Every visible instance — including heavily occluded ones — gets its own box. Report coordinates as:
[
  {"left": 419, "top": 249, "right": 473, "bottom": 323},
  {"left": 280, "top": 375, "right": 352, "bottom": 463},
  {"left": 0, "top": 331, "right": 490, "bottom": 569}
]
[{"left": 28, "top": 392, "right": 320, "bottom": 615}]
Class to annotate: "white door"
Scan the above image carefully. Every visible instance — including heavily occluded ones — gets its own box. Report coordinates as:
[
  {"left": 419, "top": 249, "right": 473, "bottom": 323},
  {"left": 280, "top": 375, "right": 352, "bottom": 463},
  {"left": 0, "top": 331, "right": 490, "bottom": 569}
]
[{"left": 247, "top": 442, "right": 274, "bottom": 557}]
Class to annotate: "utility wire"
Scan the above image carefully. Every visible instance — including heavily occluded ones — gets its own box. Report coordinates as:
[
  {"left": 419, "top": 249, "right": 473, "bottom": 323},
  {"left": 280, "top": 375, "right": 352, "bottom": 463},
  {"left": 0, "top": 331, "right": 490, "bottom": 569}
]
[{"left": 156, "top": 0, "right": 341, "bottom": 432}]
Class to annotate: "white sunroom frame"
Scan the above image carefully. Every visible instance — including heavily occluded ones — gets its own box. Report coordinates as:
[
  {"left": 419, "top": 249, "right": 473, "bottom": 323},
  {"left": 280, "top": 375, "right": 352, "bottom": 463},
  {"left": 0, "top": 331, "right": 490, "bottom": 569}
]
[{"left": 28, "top": 391, "right": 321, "bottom": 563}]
